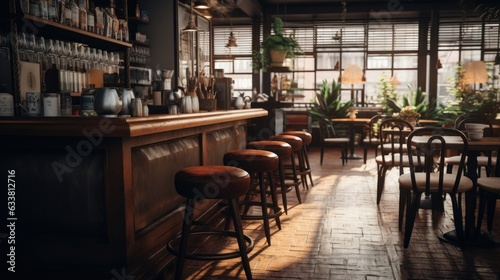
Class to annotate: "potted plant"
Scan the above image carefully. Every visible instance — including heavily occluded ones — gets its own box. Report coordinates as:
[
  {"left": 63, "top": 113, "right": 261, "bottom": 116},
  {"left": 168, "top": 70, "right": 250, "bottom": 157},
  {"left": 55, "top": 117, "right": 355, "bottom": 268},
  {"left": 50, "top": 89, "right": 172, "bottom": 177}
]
[
  {"left": 309, "top": 79, "right": 354, "bottom": 121},
  {"left": 253, "top": 17, "right": 302, "bottom": 73}
]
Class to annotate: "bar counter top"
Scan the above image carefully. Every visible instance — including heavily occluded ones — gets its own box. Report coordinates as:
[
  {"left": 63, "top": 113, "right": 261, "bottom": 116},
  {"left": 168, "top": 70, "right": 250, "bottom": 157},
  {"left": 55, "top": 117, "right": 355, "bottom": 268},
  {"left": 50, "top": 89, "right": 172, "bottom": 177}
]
[
  {"left": 0, "top": 108, "right": 267, "bottom": 279},
  {"left": 0, "top": 109, "right": 268, "bottom": 137}
]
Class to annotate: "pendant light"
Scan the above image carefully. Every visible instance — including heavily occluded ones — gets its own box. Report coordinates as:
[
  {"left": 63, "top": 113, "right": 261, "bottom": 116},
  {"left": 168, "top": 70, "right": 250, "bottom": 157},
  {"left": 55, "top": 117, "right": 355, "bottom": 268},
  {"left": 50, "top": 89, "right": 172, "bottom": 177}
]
[
  {"left": 182, "top": 2, "right": 198, "bottom": 32},
  {"left": 200, "top": 9, "right": 212, "bottom": 19},
  {"left": 225, "top": 31, "right": 238, "bottom": 48},
  {"left": 333, "top": 60, "right": 340, "bottom": 71},
  {"left": 436, "top": 59, "right": 443, "bottom": 69},
  {"left": 194, "top": 0, "right": 209, "bottom": 9}
]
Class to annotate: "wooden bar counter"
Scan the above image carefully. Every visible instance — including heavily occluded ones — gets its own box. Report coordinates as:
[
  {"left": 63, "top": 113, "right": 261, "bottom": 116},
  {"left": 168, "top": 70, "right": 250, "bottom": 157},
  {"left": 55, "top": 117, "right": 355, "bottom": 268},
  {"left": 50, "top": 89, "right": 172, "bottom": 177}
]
[{"left": 0, "top": 109, "right": 267, "bottom": 279}]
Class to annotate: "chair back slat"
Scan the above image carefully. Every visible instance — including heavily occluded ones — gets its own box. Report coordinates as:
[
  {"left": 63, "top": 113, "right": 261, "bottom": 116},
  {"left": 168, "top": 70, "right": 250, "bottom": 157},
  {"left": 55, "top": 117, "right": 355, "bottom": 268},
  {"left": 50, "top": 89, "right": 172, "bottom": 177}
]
[
  {"left": 407, "top": 127, "right": 468, "bottom": 195},
  {"left": 378, "top": 118, "right": 413, "bottom": 171}
]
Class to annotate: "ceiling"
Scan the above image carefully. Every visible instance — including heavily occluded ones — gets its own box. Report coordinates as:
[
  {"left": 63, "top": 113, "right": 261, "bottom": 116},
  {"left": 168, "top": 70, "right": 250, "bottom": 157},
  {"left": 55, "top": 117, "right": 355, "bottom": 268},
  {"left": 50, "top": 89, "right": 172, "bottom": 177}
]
[{"left": 209, "top": 0, "right": 497, "bottom": 25}]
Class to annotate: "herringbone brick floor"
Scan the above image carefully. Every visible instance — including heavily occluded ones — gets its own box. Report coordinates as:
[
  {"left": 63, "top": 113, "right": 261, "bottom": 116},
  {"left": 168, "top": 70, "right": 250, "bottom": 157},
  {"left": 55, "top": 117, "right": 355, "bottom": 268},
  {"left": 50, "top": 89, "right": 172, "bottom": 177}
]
[{"left": 179, "top": 146, "right": 500, "bottom": 279}]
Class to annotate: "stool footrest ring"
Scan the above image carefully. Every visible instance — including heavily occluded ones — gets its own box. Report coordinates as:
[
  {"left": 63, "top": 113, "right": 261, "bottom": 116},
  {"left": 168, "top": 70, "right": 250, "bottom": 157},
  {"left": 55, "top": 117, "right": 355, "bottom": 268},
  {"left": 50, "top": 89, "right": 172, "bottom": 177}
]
[{"left": 167, "top": 230, "right": 254, "bottom": 261}]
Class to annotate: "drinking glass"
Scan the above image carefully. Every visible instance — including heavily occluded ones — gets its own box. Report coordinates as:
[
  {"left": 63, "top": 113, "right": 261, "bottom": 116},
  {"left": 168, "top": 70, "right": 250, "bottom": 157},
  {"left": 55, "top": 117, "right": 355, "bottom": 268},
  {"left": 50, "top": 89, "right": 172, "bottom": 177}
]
[{"left": 18, "top": 33, "right": 27, "bottom": 60}]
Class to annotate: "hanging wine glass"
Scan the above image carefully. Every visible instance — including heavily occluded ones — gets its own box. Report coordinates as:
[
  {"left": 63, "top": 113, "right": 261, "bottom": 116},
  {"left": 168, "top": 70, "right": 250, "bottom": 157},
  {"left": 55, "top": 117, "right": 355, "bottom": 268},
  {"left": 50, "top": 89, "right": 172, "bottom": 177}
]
[{"left": 17, "top": 33, "right": 27, "bottom": 61}]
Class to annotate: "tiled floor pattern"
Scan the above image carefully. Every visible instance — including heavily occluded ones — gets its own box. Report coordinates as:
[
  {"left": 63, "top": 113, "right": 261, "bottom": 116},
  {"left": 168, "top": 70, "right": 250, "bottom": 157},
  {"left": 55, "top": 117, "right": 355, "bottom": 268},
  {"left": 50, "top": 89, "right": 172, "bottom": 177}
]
[{"left": 179, "top": 146, "right": 500, "bottom": 279}]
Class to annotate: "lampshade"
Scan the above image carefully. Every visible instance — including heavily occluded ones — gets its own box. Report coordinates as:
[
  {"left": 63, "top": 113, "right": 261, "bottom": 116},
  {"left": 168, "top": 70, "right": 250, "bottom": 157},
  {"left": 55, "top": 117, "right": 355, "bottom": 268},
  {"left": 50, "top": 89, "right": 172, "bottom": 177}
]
[
  {"left": 390, "top": 75, "right": 401, "bottom": 86},
  {"left": 182, "top": 3, "right": 198, "bottom": 32},
  {"left": 200, "top": 9, "right": 212, "bottom": 19},
  {"left": 340, "top": 64, "right": 365, "bottom": 85},
  {"left": 225, "top": 31, "right": 238, "bottom": 48},
  {"left": 462, "top": 61, "right": 488, "bottom": 84},
  {"left": 333, "top": 60, "right": 340, "bottom": 71},
  {"left": 436, "top": 59, "right": 443, "bottom": 69},
  {"left": 183, "top": 16, "right": 198, "bottom": 32},
  {"left": 194, "top": 0, "right": 210, "bottom": 9}
]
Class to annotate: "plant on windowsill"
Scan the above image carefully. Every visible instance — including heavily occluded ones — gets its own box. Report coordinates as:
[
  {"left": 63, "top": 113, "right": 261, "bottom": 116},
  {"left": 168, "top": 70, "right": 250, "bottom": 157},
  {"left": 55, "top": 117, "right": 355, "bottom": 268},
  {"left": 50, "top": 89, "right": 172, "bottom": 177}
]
[{"left": 252, "top": 17, "right": 302, "bottom": 73}]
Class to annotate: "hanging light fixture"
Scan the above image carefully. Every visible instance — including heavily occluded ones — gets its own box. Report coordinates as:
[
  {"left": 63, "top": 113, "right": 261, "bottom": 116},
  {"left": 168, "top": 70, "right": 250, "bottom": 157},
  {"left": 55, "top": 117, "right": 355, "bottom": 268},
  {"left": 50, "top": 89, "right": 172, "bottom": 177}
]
[
  {"left": 225, "top": 31, "right": 238, "bottom": 48},
  {"left": 389, "top": 25, "right": 401, "bottom": 83},
  {"left": 436, "top": 59, "right": 443, "bottom": 69},
  {"left": 200, "top": 9, "right": 212, "bottom": 19},
  {"left": 182, "top": 2, "right": 198, "bottom": 32},
  {"left": 390, "top": 74, "right": 401, "bottom": 86},
  {"left": 194, "top": 0, "right": 210, "bottom": 9},
  {"left": 333, "top": 60, "right": 340, "bottom": 71},
  {"left": 462, "top": 61, "right": 488, "bottom": 85}
]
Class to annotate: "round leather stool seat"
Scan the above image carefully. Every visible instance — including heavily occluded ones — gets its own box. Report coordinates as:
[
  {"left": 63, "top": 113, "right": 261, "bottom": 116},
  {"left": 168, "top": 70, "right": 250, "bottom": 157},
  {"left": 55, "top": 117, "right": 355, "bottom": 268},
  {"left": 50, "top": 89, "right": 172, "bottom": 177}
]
[
  {"left": 281, "top": 131, "right": 312, "bottom": 146},
  {"left": 170, "top": 165, "right": 254, "bottom": 280},
  {"left": 270, "top": 134, "right": 303, "bottom": 152},
  {"left": 247, "top": 140, "right": 292, "bottom": 159},
  {"left": 175, "top": 165, "right": 250, "bottom": 199},
  {"left": 224, "top": 149, "right": 279, "bottom": 173}
]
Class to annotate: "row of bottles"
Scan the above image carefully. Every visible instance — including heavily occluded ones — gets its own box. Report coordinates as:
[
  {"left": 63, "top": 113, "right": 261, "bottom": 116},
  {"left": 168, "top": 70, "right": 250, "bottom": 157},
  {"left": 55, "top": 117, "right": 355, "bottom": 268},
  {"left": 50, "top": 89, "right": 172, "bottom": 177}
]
[{"left": 20, "top": 0, "right": 129, "bottom": 41}]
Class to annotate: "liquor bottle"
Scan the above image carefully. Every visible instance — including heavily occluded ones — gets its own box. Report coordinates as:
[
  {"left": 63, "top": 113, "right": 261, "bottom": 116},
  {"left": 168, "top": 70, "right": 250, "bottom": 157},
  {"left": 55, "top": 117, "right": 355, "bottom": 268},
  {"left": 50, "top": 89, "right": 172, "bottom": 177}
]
[
  {"left": 87, "top": 1, "right": 95, "bottom": 33},
  {"left": 48, "top": 0, "right": 59, "bottom": 22},
  {"left": 40, "top": 0, "right": 49, "bottom": 20},
  {"left": 78, "top": 0, "right": 87, "bottom": 31},
  {"left": 63, "top": 0, "right": 72, "bottom": 26},
  {"left": 70, "top": 0, "right": 79, "bottom": 28},
  {"left": 29, "top": 0, "right": 40, "bottom": 17},
  {"left": 95, "top": 6, "right": 104, "bottom": 36},
  {"left": 108, "top": 6, "right": 119, "bottom": 40},
  {"left": 135, "top": 2, "right": 140, "bottom": 18}
]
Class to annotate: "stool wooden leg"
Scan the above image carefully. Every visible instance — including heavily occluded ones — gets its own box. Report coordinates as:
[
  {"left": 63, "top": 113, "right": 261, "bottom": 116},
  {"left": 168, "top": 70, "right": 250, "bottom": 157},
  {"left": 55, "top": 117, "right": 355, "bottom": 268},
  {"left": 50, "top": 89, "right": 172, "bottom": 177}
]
[
  {"left": 302, "top": 146, "right": 314, "bottom": 188},
  {"left": 258, "top": 172, "right": 272, "bottom": 246},
  {"left": 290, "top": 153, "right": 302, "bottom": 204},
  {"left": 228, "top": 198, "right": 253, "bottom": 280},
  {"left": 267, "top": 171, "right": 281, "bottom": 230},
  {"left": 277, "top": 161, "right": 288, "bottom": 215},
  {"left": 175, "top": 198, "right": 195, "bottom": 280}
]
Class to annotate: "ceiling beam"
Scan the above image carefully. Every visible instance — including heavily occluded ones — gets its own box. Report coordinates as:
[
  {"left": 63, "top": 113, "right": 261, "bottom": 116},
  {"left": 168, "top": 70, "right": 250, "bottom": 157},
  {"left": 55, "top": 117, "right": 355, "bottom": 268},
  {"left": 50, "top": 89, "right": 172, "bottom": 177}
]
[{"left": 236, "top": 0, "right": 263, "bottom": 18}]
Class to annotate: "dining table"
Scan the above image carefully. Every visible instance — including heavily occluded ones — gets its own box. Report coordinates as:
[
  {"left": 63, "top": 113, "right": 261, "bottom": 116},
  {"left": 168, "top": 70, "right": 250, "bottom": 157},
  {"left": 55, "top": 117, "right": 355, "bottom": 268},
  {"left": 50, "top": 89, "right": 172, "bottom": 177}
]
[
  {"left": 331, "top": 117, "right": 439, "bottom": 160},
  {"left": 410, "top": 135, "right": 500, "bottom": 245}
]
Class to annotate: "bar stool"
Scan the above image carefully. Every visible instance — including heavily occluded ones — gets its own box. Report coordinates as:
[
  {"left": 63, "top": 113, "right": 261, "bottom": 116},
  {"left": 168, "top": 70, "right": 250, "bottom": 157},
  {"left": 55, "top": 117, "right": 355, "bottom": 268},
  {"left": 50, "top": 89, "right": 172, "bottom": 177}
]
[
  {"left": 168, "top": 165, "right": 254, "bottom": 280},
  {"left": 247, "top": 140, "right": 298, "bottom": 214},
  {"left": 269, "top": 134, "right": 303, "bottom": 204},
  {"left": 280, "top": 131, "right": 313, "bottom": 189},
  {"left": 224, "top": 149, "right": 282, "bottom": 246}
]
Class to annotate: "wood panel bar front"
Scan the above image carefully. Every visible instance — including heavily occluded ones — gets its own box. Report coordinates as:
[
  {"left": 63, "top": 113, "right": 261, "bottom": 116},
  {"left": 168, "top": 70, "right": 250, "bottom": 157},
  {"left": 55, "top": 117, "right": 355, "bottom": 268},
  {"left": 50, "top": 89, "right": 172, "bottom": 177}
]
[{"left": 0, "top": 109, "right": 267, "bottom": 280}]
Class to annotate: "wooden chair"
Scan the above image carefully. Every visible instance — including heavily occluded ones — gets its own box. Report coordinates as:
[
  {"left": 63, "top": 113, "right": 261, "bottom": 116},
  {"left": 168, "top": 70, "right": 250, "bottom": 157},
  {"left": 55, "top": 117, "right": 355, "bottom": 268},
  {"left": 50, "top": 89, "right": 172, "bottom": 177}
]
[
  {"left": 399, "top": 127, "right": 473, "bottom": 248},
  {"left": 476, "top": 148, "right": 500, "bottom": 237},
  {"left": 374, "top": 118, "right": 419, "bottom": 204},
  {"left": 445, "top": 117, "right": 496, "bottom": 177},
  {"left": 362, "top": 115, "right": 385, "bottom": 164},
  {"left": 317, "top": 118, "right": 350, "bottom": 165}
]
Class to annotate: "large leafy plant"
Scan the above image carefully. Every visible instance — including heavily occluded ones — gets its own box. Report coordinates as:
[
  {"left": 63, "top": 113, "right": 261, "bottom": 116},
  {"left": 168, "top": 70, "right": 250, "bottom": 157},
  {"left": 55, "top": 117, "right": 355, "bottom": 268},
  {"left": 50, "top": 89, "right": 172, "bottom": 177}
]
[{"left": 309, "top": 79, "right": 355, "bottom": 121}]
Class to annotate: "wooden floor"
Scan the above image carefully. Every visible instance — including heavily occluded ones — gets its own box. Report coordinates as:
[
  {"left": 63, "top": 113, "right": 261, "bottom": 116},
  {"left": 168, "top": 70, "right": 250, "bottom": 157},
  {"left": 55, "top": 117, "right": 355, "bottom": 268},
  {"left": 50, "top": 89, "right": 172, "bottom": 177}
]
[{"left": 175, "top": 146, "right": 500, "bottom": 280}]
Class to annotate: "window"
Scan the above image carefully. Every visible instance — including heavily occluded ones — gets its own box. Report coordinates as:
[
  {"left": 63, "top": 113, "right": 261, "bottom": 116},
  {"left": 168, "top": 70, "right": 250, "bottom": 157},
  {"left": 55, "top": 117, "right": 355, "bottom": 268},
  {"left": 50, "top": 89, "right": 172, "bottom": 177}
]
[{"left": 213, "top": 25, "right": 255, "bottom": 97}]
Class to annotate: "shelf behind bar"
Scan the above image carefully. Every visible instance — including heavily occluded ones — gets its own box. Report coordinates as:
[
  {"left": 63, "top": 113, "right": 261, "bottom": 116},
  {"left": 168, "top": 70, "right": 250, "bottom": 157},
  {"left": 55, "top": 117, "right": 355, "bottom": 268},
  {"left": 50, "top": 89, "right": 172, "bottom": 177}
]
[{"left": 21, "top": 14, "right": 132, "bottom": 50}]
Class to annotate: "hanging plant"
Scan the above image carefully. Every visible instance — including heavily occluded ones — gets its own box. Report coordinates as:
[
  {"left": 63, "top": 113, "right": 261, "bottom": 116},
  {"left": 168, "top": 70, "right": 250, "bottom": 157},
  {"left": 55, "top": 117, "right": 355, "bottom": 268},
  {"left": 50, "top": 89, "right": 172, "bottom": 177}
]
[{"left": 252, "top": 17, "right": 302, "bottom": 73}]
